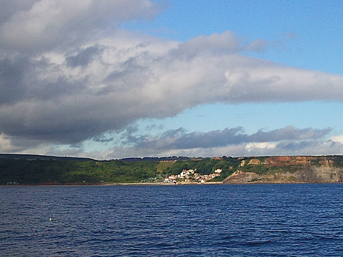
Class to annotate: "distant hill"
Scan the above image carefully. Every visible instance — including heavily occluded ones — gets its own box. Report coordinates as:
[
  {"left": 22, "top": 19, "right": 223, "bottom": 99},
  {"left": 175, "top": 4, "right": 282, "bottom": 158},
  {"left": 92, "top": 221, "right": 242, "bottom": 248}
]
[
  {"left": 122, "top": 156, "right": 190, "bottom": 162},
  {"left": 0, "top": 154, "right": 94, "bottom": 161},
  {"left": 0, "top": 153, "right": 189, "bottom": 162},
  {"left": 2, "top": 154, "right": 343, "bottom": 185}
]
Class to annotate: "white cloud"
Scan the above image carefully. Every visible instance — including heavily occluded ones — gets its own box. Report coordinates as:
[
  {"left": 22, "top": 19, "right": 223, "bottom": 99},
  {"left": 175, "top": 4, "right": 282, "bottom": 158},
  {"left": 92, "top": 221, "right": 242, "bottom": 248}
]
[
  {"left": 0, "top": 29, "right": 342, "bottom": 148},
  {"left": 0, "top": 1, "right": 343, "bottom": 157},
  {"left": 100, "top": 138, "right": 343, "bottom": 159},
  {"left": 0, "top": 133, "right": 16, "bottom": 152},
  {"left": 0, "top": 0, "right": 163, "bottom": 52},
  {"left": 245, "top": 142, "right": 277, "bottom": 152},
  {"left": 329, "top": 135, "right": 343, "bottom": 144}
]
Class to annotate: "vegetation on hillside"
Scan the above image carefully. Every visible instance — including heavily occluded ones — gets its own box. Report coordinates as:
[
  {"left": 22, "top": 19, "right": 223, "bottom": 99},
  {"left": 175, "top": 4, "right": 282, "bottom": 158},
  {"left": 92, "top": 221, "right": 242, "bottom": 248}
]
[
  {"left": 2, "top": 155, "right": 343, "bottom": 185},
  {"left": 0, "top": 156, "right": 241, "bottom": 185},
  {"left": 0, "top": 159, "right": 159, "bottom": 185}
]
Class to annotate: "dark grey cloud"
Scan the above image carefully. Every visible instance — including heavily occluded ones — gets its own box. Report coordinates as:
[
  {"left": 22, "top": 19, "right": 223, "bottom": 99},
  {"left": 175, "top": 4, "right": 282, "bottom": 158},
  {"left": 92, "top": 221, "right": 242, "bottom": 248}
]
[
  {"left": 248, "top": 126, "right": 331, "bottom": 142},
  {"left": 124, "top": 126, "right": 331, "bottom": 150},
  {"left": 0, "top": 0, "right": 164, "bottom": 53},
  {"left": 93, "top": 135, "right": 114, "bottom": 143},
  {"left": 170, "top": 30, "right": 239, "bottom": 60},
  {"left": 0, "top": 55, "right": 88, "bottom": 105},
  {"left": 66, "top": 45, "right": 103, "bottom": 67},
  {"left": 0, "top": 35, "right": 341, "bottom": 147},
  {"left": 0, "top": 1, "right": 36, "bottom": 24},
  {"left": 0, "top": 30, "right": 341, "bottom": 148},
  {"left": 0, "top": 1, "right": 342, "bottom": 155},
  {"left": 0, "top": 57, "right": 29, "bottom": 105},
  {"left": 245, "top": 32, "right": 297, "bottom": 52},
  {"left": 277, "top": 140, "right": 314, "bottom": 151},
  {"left": 263, "top": 139, "right": 343, "bottom": 157}
]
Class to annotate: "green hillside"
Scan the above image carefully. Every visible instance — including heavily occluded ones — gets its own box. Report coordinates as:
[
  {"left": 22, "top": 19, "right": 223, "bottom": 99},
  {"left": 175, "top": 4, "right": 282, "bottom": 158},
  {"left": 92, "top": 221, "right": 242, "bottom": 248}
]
[
  {"left": 0, "top": 156, "right": 240, "bottom": 185},
  {"left": 2, "top": 155, "right": 343, "bottom": 185}
]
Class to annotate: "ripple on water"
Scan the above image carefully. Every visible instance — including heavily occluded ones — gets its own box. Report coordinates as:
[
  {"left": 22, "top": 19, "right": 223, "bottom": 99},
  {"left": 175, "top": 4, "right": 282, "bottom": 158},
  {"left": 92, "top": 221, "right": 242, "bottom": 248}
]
[{"left": 2, "top": 184, "right": 343, "bottom": 256}]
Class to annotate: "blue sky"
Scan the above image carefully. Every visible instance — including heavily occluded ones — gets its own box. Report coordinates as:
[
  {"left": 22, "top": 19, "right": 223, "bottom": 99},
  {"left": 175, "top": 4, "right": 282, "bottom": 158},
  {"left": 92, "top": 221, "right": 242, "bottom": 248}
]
[
  {"left": 127, "top": 0, "right": 343, "bottom": 73},
  {"left": 0, "top": 0, "right": 343, "bottom": 159}
]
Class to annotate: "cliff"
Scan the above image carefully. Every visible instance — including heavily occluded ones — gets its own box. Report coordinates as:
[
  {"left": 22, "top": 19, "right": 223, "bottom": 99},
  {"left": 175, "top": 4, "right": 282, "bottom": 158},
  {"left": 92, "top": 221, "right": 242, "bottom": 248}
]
[{"left": 223, "top": 156, "right": 343, "bottom": 184}]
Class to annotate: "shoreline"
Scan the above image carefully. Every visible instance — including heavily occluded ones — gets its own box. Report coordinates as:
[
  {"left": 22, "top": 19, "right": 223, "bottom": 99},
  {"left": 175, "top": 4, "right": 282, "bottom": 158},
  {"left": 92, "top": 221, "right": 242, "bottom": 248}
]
[
  {"left": 0, "top": 181, "right": 224, "bottom": 187},
  {"left": 2, "top": 181, "right": 341, "bottom": 187}
]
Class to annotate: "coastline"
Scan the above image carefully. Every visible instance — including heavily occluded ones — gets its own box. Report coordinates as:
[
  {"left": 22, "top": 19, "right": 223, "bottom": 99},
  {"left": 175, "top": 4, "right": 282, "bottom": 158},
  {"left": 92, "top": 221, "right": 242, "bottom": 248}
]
[
  {"left": 0, "top": 181, "right": 224, "bottom": 187},
  {"left": 2, "top": 181, "right": 341, "bottom": 187}
]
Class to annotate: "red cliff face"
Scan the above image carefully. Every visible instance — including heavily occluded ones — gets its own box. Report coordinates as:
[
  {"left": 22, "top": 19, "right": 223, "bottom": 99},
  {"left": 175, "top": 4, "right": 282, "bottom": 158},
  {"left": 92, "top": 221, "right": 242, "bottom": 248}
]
[
  {"left": 264, "top": 156, "right": 311, "bottom": 167},
  {"left": 265, "top": 156, "right": 291, "bottom": 166},
  {"left": 223, "top": 156, "right": 343, "bottom": 184},
  {"left": 295, "top": 156, "right": 308, "bottom": 165}
]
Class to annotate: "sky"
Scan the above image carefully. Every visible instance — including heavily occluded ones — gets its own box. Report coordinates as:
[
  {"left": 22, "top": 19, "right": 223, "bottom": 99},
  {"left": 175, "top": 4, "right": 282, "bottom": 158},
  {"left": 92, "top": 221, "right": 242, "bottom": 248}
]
[{"left": 1, "top": 0, "right": 343, "bottom": 159}]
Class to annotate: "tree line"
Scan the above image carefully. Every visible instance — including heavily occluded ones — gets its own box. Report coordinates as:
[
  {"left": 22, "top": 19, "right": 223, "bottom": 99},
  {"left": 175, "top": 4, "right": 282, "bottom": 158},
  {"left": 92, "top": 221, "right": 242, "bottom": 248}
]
[{"left": 0, "top": 157, "right": 241, "bottom": 185}]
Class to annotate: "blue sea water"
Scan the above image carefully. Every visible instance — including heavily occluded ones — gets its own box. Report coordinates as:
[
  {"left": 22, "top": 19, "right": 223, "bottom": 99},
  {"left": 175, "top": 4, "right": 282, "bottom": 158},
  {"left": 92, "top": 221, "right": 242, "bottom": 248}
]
[{"left": 1, "top": 184, "right": 343, "bottom": 256}]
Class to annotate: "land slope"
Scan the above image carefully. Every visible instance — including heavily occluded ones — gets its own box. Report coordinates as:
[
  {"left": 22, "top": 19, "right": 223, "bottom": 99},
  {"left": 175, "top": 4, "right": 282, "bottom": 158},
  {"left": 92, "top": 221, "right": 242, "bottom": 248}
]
[
  {"left": 223, "top": 156, "right": 343, "bottom": 184},
  {"left": 2, "top": 154, "right": 343, "bottom": 185}
]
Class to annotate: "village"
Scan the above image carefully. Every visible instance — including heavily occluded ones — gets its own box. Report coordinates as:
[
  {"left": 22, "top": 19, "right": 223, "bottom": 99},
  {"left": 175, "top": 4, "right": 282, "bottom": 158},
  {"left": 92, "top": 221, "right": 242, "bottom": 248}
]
[{"left": 164, "top": 168, "right": 222, "bottom": 183}]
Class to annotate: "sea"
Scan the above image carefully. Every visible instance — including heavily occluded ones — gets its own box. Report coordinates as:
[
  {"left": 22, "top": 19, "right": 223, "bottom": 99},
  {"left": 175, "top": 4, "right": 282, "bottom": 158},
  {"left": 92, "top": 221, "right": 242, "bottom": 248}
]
[{"left": 1, "top": 183, "right": 343, "bottom": 256}]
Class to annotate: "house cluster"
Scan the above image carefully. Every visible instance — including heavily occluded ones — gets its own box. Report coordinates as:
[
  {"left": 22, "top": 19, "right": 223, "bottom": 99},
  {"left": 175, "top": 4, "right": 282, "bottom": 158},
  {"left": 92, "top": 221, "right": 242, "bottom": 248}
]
[
  {"left": 7, "top": 181, "right": 19, "bottom": 185},
  {"left": 164, "top": 169, "right": 222, "bottom": 183}
]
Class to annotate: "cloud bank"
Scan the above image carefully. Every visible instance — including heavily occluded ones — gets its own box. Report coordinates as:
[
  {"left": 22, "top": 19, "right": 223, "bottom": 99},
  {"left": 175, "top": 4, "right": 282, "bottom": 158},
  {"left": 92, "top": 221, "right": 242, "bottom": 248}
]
[
  {"left": 91, "top": 126, "right": 341, "bottom": 159},
  {"left": 0, "top": 0, "right": 343, "bottom": 158},
  {"left": 124, "top": 126, "right": 331, "bottom": 150}
]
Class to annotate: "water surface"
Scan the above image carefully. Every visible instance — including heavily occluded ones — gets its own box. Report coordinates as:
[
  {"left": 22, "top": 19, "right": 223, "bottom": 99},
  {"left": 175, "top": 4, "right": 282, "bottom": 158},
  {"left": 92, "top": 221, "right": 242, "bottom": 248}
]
[{"left": 1, "top": 184, "right": 343, "bottom": 256}]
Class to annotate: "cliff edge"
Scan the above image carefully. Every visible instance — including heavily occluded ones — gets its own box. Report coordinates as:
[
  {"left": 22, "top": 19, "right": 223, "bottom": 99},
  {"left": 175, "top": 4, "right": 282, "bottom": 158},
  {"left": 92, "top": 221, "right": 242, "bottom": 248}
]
[{"left": 223, "top": 156, "right": 343, "bottom": 184}]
